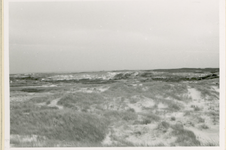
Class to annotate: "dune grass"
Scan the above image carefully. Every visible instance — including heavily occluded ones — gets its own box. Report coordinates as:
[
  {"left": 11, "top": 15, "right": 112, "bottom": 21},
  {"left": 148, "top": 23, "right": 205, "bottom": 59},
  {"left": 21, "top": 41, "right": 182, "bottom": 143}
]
[
  {"left": 171, "top": 124, "right": 200, "bottom": 146},
  {"left": 11, "top": 102, "right": 109, "bottom": 146},
  {"left": 10, "top": 70, "right": 219, "bottom": 147},
  {"left": 57, "top": 93, "right": 105, "bottom": 107}
]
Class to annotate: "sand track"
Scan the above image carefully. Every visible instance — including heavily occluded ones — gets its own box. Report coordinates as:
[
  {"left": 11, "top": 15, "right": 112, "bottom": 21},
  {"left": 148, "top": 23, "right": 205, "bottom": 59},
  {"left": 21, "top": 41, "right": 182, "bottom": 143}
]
[{"left": 47, "top": 98, "right": 63, "bottom": 109}]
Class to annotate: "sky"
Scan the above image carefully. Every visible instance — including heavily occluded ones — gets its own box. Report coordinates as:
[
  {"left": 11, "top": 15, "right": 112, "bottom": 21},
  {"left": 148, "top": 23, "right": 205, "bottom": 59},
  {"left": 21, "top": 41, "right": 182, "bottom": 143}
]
[{"left": 9, "top": 0, "right": 219, "bottom": 74}]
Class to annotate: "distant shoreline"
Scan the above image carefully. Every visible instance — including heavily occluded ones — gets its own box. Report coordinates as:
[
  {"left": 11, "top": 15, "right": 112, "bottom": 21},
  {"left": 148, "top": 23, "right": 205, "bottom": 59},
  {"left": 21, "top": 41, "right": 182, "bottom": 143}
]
[{"left": 9, "top": 68, "right": 219, "bottom": 75}]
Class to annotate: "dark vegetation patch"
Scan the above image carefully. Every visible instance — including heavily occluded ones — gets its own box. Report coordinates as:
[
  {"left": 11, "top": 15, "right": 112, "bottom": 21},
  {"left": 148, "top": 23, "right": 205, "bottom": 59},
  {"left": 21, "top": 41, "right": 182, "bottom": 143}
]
[
  {"left": 28, "top": 94, "right": 61, "bottom": 104},
  {"left": 170, "top": 116, "right": 176, "bottom": 121},
  {"left": 103, "top": 110, "right": 138, "bottom": 122},
  {"left": 158, "top": 121, "right": 170, "bottom": 132},
  {"left": 57, "top": 93, "right": 105, "bottom": 109},
  {"left": 10, "top": 86, "right": 70, "bottom": 94},
  {"left": 11, "top": 102, "right": 109, "bottom": 144},
  {"left": 46, "top": 79, "right": 116, "bottom": 84},
  {"left": 138, "top": 112, "right": 161, "bottom": 124},
  {"left": 171, "top": 124, "right": 200, "bottom": 146},
  {"left": 152, "top": 68, "right": 219, "bottom": 73},
  {"left": 20, "top": 88, "right": 48, "bottom": 93},
  {"left": 150, "top": 74, "right": 219, "bottom": 82},
  {"left": 113, "top": 72, "right": 136, "bottom": 80},
  {"left": 104, "top": 83, "right": 137, "bottom": 97}
]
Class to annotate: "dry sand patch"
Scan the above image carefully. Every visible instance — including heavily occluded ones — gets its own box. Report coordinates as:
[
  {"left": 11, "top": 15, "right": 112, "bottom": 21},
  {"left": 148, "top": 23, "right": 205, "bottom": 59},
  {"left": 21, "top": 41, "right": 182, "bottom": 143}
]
[{"left": 188, "top": 88, "right": 202, "bottom": 100}]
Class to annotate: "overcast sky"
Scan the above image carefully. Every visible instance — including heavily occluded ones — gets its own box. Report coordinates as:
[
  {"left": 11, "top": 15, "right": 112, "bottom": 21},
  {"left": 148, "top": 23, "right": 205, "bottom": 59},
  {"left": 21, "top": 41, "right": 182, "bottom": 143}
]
[{"left": 9, "top": 0, "right": 219, "bottom": 74}]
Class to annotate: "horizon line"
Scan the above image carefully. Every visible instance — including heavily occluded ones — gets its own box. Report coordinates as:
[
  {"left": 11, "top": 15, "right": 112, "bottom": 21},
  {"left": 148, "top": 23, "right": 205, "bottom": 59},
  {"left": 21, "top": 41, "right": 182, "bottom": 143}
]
[{"left": 9, "top": 67, "right": 220, "bottom": 75}]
